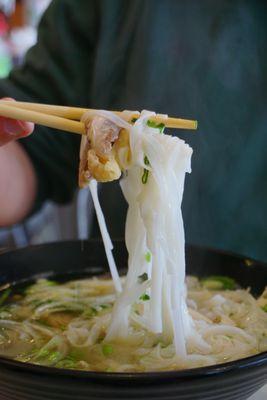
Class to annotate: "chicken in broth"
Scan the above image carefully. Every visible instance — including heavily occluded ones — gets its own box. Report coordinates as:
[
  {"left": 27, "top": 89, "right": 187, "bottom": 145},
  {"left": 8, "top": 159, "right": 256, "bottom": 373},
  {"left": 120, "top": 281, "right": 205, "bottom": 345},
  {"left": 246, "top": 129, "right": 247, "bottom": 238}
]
[{"left": 0, "top": 276, "right": 266, "bottom": 372}]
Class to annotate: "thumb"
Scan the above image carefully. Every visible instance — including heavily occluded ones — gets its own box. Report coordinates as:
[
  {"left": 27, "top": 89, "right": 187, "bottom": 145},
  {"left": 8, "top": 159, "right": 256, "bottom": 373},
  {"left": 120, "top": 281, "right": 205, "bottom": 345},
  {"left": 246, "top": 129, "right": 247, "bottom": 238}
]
[
  {"left": 0, "top": 117, "right": 34, "bottom": 146},
  {"left": 0, "top": 98, "right": 34, "bottom": 146}
]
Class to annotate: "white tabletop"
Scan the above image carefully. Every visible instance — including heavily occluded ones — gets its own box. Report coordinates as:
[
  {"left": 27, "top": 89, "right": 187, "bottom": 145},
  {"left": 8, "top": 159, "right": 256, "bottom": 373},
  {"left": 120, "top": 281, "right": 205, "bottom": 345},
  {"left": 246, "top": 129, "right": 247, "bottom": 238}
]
[{"left": 249, "top": 385, "right": 267, "bottom": 400}]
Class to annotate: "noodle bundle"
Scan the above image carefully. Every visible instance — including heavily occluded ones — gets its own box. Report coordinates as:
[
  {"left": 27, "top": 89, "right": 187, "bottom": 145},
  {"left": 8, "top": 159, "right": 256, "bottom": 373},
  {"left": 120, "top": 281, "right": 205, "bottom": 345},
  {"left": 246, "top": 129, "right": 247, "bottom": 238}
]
[
  {"left": 78, "top": 109, "right": 264, "bottom": 360},
  {"left": 0, "top": 109, "right": 265, "bottom": 372},
  {"left": 0, "top": 276, "right": 265, "bottom": 371}
]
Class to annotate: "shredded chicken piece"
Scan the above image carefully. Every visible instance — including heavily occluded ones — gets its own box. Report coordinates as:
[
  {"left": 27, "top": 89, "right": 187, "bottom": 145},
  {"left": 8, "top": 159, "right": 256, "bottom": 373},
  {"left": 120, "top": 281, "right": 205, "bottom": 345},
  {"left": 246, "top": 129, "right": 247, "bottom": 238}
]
[
  {"left": 79, "top": 136, "right": 91, "bottom": 187},
  {"left": 79, "top": 116, "right": 130, "bottom": 186},
  {"left": 88, "top": 117, "right": 120, "bottom": 156},
  {"left": 86, "top": 149, "right": 121, "bottom": 182},
  {"left": 113, "top": 128, "right": 131, "bottom": 170}
]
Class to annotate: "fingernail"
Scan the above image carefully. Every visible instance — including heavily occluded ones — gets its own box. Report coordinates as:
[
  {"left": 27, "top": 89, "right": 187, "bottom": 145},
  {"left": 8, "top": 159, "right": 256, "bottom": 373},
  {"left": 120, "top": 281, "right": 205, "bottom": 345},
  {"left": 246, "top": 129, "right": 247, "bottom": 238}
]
[{"left": 3, "top": 119, "right": 25, "bottom": 136}]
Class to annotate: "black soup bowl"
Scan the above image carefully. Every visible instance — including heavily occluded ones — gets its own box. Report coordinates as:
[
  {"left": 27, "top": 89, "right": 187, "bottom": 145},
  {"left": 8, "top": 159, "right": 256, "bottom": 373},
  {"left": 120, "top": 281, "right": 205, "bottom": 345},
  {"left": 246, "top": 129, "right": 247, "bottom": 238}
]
[{"left": 0, "top": 240, "right": 266, "bottom": 400}]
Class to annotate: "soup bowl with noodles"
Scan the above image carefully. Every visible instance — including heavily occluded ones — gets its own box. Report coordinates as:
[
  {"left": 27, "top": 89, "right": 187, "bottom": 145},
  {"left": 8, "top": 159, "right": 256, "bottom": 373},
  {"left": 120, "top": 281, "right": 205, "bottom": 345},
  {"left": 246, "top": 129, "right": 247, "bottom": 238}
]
[{"left": 0, "top": 239, "right": 266, "bottom": 400}]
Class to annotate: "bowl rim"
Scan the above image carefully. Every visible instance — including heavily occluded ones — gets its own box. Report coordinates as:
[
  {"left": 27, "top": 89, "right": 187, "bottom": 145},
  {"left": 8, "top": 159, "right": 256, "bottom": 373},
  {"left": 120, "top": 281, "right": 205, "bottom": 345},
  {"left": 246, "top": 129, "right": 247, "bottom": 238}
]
[
  {"left": 1, "top": 238, "right": 267, "bottom": 267},
  {"left": 0, "top": 240, "right": 266, "bottom": 382},
  {"left": 0, "top": 350, "right": 266, "bottom": 382}
]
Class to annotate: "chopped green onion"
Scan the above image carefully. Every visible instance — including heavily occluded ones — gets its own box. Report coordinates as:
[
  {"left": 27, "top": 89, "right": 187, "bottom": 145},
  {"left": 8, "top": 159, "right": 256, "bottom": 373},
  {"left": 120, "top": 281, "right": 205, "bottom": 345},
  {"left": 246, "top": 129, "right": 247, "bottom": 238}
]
[
  {"left": 262, "top": 304, "right": 267, "bottom": 312},
  {"left": 30, "top": 299, "right": 54, "bottom": 308},
  {"left": 100, "top": 304, "right": 110, "bottom": 310},
  {"left": 59, "top": 325, "right": 66, "bottom": 331},
  {"left": 48, "top": 351, "right": 61, "bottom": 363},
  {"left": 45, "top": 280, "right": 58, "bottom": 286},
  {"left": 68, "top": 349, "right": 83, "bottom": 361},
  {"left": 35, "top": 349, "right": 62, "bottom": 364},
  {"left": 35, "top": 348, "right": 50, "bottom": 359},
  {"left": 201, "top": 276, "right": 236, "bottom": 290},
  {"left": 142, "top": 168, "right": 149, "bottom": 184},
  {"left": 158, "top": 340, "right": 168, "bottom": 349},
  {"left": 142, "top": 156, "right": 150, "bottom": 184},
  {"left": 131, "top": 118, "right": 165, "bottom": 134},
  {"left": 145, "top": 252, "right": 151, "bottom": 262},
  {"left": 102, "top": 344, "right": 113, "bottom": 356},
  {"left": 139, "top": 293, "right": 150, "bottom": 301},
  {"left": 0, "top": 288, "right": 11, "bottom": 307},
  {"left": 144, "top": 156, "right": 150, "bottom": 166},
  {"left": 138, "top": 273, "right": 148, "bottom": 283},
  {"left": 91, "top": 306, "right": 98, "bottom": 314},
  {"left": 147, "top": 120, "right": 165, "bottom": 133},
  {"left": 56, "top": 358, "right": 76, "bottom": 369},
  {"left": 83, "top": 307, "right": 97, "bottom": 318}
]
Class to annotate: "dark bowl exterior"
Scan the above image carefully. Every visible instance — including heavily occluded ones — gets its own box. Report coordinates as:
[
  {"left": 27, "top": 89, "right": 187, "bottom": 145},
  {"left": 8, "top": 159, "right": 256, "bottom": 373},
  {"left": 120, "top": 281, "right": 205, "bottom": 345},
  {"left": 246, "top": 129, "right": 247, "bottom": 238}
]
[{"left": 0, "top": 239, "right": 266, "bottom": 400}]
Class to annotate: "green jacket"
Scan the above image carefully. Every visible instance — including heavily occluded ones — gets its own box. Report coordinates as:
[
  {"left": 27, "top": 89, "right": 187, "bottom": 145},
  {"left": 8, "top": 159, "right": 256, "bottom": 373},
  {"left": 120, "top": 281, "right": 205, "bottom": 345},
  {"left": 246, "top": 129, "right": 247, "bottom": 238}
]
[{"left": 1, "top": 0, "right": 267, "bottom": 261}]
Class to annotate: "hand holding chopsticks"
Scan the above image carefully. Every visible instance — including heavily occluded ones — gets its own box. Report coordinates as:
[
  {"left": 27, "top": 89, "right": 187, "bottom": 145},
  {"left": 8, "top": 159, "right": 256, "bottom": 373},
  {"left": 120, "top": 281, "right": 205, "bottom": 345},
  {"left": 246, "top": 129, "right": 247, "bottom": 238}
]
[{"left": 0, "top": 100, "right": 197, "bottom": 135}]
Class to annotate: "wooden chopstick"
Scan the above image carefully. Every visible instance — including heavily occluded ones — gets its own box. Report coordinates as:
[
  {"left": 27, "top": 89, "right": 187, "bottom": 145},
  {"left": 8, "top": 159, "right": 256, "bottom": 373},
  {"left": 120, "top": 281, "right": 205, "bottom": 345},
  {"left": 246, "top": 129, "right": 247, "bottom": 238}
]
[
  {"left": 0, "top": 103, "right": 85, "bottom": 135},
  {"left": 0, "top": 101, "right": 88, "bottom": 121},
  {"left": 0, "top": 100, "right": 198, "bottom": 131}
]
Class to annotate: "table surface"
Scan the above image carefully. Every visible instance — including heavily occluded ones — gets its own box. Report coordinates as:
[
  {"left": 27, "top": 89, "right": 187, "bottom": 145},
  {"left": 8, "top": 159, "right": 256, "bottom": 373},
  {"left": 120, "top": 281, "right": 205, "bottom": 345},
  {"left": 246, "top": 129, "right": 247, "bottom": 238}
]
[{"left": 249, "top": 385, "right": 267, "bottom": 400}]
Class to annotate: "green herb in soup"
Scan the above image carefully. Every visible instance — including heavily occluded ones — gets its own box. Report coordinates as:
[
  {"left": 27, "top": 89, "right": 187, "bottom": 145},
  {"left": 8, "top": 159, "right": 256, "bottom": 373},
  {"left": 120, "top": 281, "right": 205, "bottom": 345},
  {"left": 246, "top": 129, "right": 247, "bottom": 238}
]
[{"left": 0, "top": 277, "right": 266, "bottom": 372}]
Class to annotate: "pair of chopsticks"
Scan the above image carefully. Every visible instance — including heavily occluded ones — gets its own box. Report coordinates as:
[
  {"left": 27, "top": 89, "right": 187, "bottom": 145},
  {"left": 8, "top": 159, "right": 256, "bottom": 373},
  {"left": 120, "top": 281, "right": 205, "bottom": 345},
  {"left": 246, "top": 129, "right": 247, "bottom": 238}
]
[{"left": 0, "top": 100, "right": 197, "bottom": 135}]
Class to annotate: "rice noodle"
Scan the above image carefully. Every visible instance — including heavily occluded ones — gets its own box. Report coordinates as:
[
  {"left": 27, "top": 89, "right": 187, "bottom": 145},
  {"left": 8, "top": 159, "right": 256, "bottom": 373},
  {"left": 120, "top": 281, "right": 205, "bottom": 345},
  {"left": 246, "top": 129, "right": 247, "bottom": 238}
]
[
  {"left": 0, "top": 277, "right": 265, "bottom": 371},
  {"left": 81, "top": 109, "right": 196, "bottom": 357},
  {"left": 88, "top": 180, "right": 122, "bottom": 293},
  {"left": 7, "top": 108, "right": 259, "bottom": 372}
]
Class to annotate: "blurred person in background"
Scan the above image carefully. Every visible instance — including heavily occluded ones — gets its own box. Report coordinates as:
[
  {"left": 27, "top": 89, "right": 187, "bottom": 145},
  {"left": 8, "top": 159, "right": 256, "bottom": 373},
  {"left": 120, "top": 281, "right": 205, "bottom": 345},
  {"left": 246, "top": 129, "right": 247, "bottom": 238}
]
[{"left": 0, "top": 0, "right": 266, "bottom": 261}]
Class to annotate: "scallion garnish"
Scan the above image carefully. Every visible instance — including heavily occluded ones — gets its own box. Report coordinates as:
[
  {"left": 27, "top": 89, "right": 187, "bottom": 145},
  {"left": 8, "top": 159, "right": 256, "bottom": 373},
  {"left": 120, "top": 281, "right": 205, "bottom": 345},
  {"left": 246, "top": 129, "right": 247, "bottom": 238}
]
[
  {"left": 45, "top": 280, "right": 58, "bottom": 286},
  {"left": 147, "top": 120, "right": 165, "bottom": 133},
  {"left": 141, "top": 120, "right": 165, "bottom": 184},
  {"left": 100, "top": 304, "right": 109, "bottom": 309},
  {"left": 139, "top": 293, "right": 150, "bottom": 301},
  {"left": 56, "top": 358, "right": 77, "bottom": 369},
  {"left": 68, "top": 349, "right": 83, "bottom": 360},
  {"left": 138, "top": 273, "right": 148, "bottom": 283},
  {"left": 83, "top": 307, "right": 97, "bottom": 318},
  {"left": 102, "top": 344, "right": 113, "bottom": 356},
  {"left": 0, "top": 288, "right": 11, "bottom": 307},
  {"left": 142, "top": 168, "right": 149, "bottom": 184},
  {"left": 144, "top": 156, "right": 150, "bottom": 165},
  {"left": 145, "top": 251, "right": 151, "bottom": 262},
  {"left": 36, "top": 349, "right": 50, "bottom": 359},
  {"left": 48, "top": 351, "right": 61, "bottom": 363},
  {"left": 142, "top": 156, "right": 150, "bottom": 184},
  {"left": 201, "top": 276, "right": 236, "bottom": 290},
  {"left": 131, "top": 117, "right": 165, "bottom": 134}
]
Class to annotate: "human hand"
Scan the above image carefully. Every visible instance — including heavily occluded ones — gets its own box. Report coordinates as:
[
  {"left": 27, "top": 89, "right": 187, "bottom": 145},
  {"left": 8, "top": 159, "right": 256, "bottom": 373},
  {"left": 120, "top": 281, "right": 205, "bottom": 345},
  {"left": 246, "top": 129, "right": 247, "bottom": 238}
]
[{"left": 0, "top": 98, "right": 34, "bottom": 146}]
